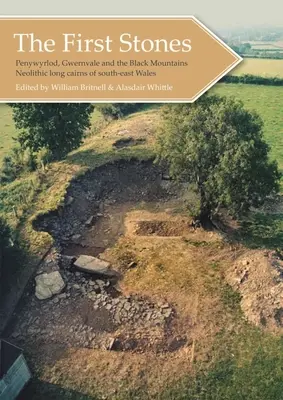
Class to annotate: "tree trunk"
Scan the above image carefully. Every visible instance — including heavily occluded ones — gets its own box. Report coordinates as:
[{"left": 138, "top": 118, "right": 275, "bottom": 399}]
[{"left": 198, "top": 185, "right": 212, "bottom": 226}]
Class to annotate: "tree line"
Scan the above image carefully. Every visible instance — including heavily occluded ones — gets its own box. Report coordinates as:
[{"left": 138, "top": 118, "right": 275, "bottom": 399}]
[
  {"left": 221, "top": 74, "right": 283, "bottom": 86},
  {"left": 229, "top": 42, "right": 283, "bottom": 59}
]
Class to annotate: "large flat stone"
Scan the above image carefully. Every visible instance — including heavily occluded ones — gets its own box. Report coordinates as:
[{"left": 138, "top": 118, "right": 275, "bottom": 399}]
[
  {"left": 74, "top": 255, "right": 118, "bottom": 278},
  {"left": 35, "top": 271, "right": 65, "bottom": 300}
]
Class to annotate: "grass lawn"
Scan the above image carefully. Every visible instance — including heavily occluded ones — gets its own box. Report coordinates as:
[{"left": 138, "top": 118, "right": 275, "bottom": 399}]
[{"left": 231, "top": 58, "right": 283, "bottom": 77}]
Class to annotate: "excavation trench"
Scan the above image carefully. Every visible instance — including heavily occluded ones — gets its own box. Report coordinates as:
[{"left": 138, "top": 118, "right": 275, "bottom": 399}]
[
  {"left": 9, "top": 157, "right": 283, "bottom": 390},
  {"left": 35, "top": 159, "right": 180, "bottom": 258},
  {"left": 11, "top": 159, "right": 192, "bottom": 354}
]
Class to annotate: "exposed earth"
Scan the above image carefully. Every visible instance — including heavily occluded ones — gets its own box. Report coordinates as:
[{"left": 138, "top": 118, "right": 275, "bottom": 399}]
[
  {"left": 226, "top": 249, "right": 283, "bottom": 333},
  {"left": 5, "top": 158, "right": 283, "bottom": 398}
]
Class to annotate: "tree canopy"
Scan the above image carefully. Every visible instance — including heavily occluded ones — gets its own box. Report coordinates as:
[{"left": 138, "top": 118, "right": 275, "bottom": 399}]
[
  {"left": 157, "top": 95, "right": 281, "bottom": 222},
  {"left": 10, "top": 103, "right": 94, "bottom": 160}
]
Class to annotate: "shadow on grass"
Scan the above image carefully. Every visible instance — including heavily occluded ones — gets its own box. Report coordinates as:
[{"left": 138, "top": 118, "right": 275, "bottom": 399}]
[
  {"left": 161, "top": 350, "right": 283, "bottom": 400},
  {"left": 19, "top": 343, "right": 283, "bottom": 400},
  {"left": 239, "top": 212, "right": 283, "bottom": 249},
  {"left": 19, "top": 378, "right": 98, "bottom": 400},
  {"left": 66, "top": 148, "right": 114, "bottom": 168},
  {"left": 66, "top": 147, "right": 154, "bottom": 169}
]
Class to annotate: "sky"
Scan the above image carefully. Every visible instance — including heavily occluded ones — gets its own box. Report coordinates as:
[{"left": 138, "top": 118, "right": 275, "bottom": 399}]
[
  {"left": 2, "top": 0, "right": 283, "bottom": 32},
  {"left": 192, "top": 0, "right": 283, "bottom": 30}
]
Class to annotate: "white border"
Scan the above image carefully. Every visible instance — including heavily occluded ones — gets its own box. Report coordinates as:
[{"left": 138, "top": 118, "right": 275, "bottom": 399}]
[{"left": 0, "top": 16, "right": 243, "bottom": 103}]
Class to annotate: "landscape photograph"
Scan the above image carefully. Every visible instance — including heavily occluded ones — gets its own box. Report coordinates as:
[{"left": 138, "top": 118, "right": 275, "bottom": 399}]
[{"left": 1, "top": 24, "right": 283, "bottom": 400}]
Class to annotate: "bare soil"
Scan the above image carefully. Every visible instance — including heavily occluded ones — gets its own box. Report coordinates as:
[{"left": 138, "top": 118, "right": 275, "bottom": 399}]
[
  {"left": 135, "top": 220, "right": 191, "bottom": 237},
  {"left": 6, "top": 158, "right": 283, "bottom": 398},
  {"left": 226, "top": 248, "right": 283, "bottom": 333}
]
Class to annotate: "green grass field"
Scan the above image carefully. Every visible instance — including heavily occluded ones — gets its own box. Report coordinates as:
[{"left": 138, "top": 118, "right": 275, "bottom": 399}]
[
  {"left": 212, "top": 84, "right": 283, "bottom": 170},
  {"left": 231, "top": 58, "right": 283, "bottom": 77},
  {"left": 0, "top": 104, "right": 17, "bottom": 163}
]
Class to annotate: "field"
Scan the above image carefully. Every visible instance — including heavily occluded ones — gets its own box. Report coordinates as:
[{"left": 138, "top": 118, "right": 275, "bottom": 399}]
[
  {"left": 248, "top": 40, "right": 283, "bottom": 50},
  {"left": 212, "top": 84, "right": 283, "bottom": 170},
  {"left": 231, "top": 58, "right": 283, "bottom": 77}
]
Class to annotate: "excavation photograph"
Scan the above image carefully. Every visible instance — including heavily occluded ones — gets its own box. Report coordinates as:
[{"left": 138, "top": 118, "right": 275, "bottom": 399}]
[{"left": 1, "top": 65, "right": 283, "bottom": 400}]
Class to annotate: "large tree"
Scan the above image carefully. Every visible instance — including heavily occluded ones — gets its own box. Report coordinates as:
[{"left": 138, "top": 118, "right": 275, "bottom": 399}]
[
  {"left": 157, "top": 95, "right": 281, "bottom": 222},
  {"left": 10, "top": 103, "right": 94, "bottom": 160}
]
